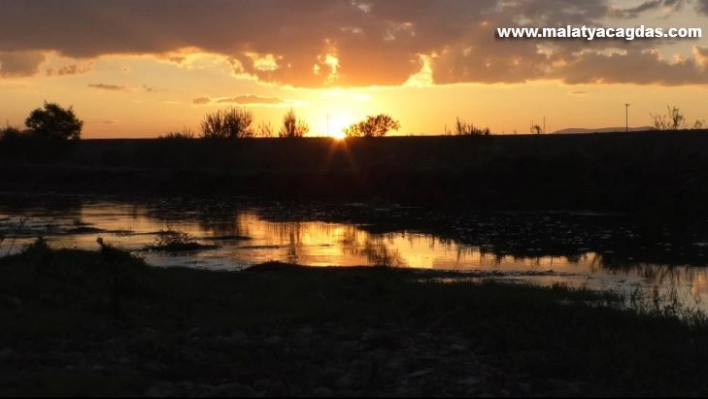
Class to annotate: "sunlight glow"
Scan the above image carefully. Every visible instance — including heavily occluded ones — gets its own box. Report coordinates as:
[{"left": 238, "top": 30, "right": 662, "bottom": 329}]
[{"left": 325, "top": 113, "right": 356, "bottom": 139}]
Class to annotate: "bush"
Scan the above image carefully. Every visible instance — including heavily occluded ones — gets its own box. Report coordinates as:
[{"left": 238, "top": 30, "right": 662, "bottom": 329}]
[
  {"left": 448, "top": 118, "right": 491, "bottom": 136},
  {"left": 25, "top": 102, "right": 83, "bottom": 140},
  {"left": 200, "top": 107, "right": 254, "bottom": 139},
  {"left": 0, "top": 126, "right": 25, "bottom": 141},
  {"left": 278, "top": 109, "right": 310, "bottom": 138},
  {"left": 159, "top": 127, "right": 195, "bottom": 140}
]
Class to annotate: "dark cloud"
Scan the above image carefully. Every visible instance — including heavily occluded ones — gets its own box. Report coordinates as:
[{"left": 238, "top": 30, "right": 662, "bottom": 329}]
[
  {"left": 698, "top": 0, "right": 708, "bottom": 14},
  {"left": 561, "top": 49, "right": 708, "bottom": 85},
  {"left": 0, "top": 51, "right": 46, "bottom": 77},
  {"left": 609, "top": 0, "right": 687, "bottom": 18},
  {"left": 88, "top": 83, "right": 127, "bottom": 91},
  {"left": 46, "top": 63, "right": 93, "bottom": 76},
  {"left": 0, "top": 1, "right": 706, "bottom": 86}
]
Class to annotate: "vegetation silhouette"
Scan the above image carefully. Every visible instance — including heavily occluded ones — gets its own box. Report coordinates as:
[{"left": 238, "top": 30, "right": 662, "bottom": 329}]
[
  {"left": 344, "top": 114, "right": 400, "bottom": 137},
  {"left": 25, "top": 101, "right": 83, "bottom": 140},
  {"left": 530, "top": 123, "right": 544, "bottom": 135},
  {"left": 651, "top": 105, "right": 705, "bottom": 131},
  {"left": 447, "top": 117, "right": 491, "bottom": 136},
  {"left": 159, "top": 127, "right": 195, "bottom": 140},
  {"left": 200, "top": 106, "right": 254, "bottom": 139},
  {"left": 278, "top": 109, "right": 310, "bottom": 138},
  {"left": 257, "top": 121, "right": 274, "bottom": 138}
]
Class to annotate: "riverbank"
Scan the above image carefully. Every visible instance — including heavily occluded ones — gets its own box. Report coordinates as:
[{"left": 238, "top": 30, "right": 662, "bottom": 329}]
[
  {"left": 3, "top": 132, "right": 708, "bottom": 215},
  {"left": 1, "top": 242, "right": 707, "bottom": 396}
]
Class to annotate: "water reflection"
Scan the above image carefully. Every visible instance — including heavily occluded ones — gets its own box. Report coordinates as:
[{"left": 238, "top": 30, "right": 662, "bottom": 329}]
[{"left": 1, "top": 195, "right": 708, "bottom": 311}]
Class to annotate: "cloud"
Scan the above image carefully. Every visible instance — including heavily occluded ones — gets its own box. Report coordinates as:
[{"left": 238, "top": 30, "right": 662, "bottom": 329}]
[
  {"left": 216, "top": 95, "right": 284, "bottom": 105},
  {"left": 0, "top": 1, "right": 707, "bottom": 87},
  {"left": 570, "top": 90, "right": 589, "bottom": 95},
  {"left": 608, "top": 0, "right": 687, "bottom": 18},
  {"left": 698, "top": 0, "right": 708, "bottom": 14},
  {"left": 0, "top": 51, "right": 46, "bottom": 77},
  {"left": 88, "top": 83, "right": 127, "bottom": 91},
  {"left": 192, "top": 97, "right": 211, "bottom": 105},
  {"left": 560, "top": 48, "right": 708, "bottom": 85},
  {"left": 88, "top": 83, "right": 161, "bottom": 92},
  {"left": 46, "top": 63, "right": 93, "bottom": 76},
  {"left": 193, "top": 95, "right": 287, "bottom": 106}
]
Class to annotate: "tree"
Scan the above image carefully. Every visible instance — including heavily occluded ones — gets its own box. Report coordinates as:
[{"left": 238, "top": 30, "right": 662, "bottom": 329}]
[
  {"left": 25, "top": 102, "right": 83, "bottom": 140},
  {"left": 200, "top": 107, "right": 254, "bottom": 139},
  {"left": 344, "top": 114, "right": 401, "bottom": 138},
  {"left": 278, "top": 109, "right": 309, "bottom": 138}
]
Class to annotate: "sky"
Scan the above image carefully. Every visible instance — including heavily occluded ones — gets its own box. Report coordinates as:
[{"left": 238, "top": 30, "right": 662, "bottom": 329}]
[{"left": 1, "top": 0, "right": 708, "bottom": 138}]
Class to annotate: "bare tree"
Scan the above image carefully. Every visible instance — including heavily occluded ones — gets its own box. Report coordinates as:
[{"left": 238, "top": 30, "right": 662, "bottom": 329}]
[
  {"left": 530, "top": 123, "right": 544, "bottom": 135},
  {"left": 344, "top": 114, "right": 401, "bottom": 137},
  {"left": 278, "top": 109, "right": 309, "bottom": 138},
  {"left": 200, "top": 107, "right": 254, "bottom": 139},
  {"left": 651, "top": 105, "right": 687, "bottom": 131}
]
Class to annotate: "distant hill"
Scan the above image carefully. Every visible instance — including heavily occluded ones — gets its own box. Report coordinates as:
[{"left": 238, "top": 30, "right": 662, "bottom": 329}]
[{"left": 553, "top": 126, "right": 657, "bottom": 134}]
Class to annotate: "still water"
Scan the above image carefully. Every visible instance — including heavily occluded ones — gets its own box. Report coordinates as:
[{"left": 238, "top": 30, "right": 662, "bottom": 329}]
[{"left": 2, "top": 193, "right": 708, "bottom": 312}]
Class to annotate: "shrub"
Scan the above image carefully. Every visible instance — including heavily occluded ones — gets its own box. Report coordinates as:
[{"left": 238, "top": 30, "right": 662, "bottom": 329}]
[
  {"left": 159, "top": 127, "right": 195, "bottom": 140},
  {"left": 278, "top": 109, "right": 310, "bottom": 138},
  {"left": 200, "top": 107, "right": 254, "bottom": 139},
  {"left": 0, "top": 126, "right": 25, "bottom": 141},
  {"left": 448, "top": 118, "right": 491, "bottom": 136},
  {"left": 652, "top": 105, "right": 687, "bottom": 131}
]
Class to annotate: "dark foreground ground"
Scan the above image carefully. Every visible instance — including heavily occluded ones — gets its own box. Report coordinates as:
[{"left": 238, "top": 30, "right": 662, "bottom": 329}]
[
  {"left": 3, "top": 132, "right": 708, "bottom": 215},
  {"left": 1, "top": 241, "right": 708, "bottom": 397}
]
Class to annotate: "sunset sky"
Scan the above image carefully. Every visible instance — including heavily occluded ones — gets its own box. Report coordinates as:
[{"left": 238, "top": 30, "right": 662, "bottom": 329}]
[{"left": 1, "top": 0, "right": 708, "bottom": 138}]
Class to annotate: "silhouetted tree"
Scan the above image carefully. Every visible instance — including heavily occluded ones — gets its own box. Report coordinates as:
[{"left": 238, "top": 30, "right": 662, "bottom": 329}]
[
  {"left": 278, "top": 109, "right": 309, "bottom": 138},
  {"left": 25, "top": 102, "right": 83, "bottom": 140},
  {"left": 200, "top": 107, "right": 254, "bottom": 139},
  {"left": 344, "top": 114, "right": 401, "bottom": 137}
]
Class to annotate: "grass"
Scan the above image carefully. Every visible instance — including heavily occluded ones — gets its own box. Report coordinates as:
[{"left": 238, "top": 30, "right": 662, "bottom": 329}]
[
  {"left": 1, "top": 242, "right": 708, "bottom": 396},
  {"left": 5, "top": 132, "right": 708, "bottom": 215}
]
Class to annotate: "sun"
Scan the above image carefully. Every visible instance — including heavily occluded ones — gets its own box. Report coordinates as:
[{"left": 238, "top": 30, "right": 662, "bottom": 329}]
[
  {"left": 330, "top": 130, "right": 346, "bottom": 140},
  {"left": 324, "top": 113, "right": 355, "bottom": 140}
]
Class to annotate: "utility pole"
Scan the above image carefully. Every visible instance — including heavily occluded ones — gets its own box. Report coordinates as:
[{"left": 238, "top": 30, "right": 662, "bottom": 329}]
[
  {"left": 326, "top": 114, "right": 331, "bottom": 137},
  {"left": 625, "top": 104, "right": 630, "bottom": 133}
]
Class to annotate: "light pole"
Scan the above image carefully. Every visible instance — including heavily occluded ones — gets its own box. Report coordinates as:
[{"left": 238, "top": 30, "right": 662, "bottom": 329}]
[
  {"left": 625, "top": 104, "right": 630, "bottom": 133},
  {"left": 326, "top": 114, "right": 331, "bottom": 137}
]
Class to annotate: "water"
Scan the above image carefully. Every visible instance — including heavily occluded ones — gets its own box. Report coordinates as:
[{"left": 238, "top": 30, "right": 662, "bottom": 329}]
[{"left": 1, "top": 193, "right": 708, "bottom": 312}]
